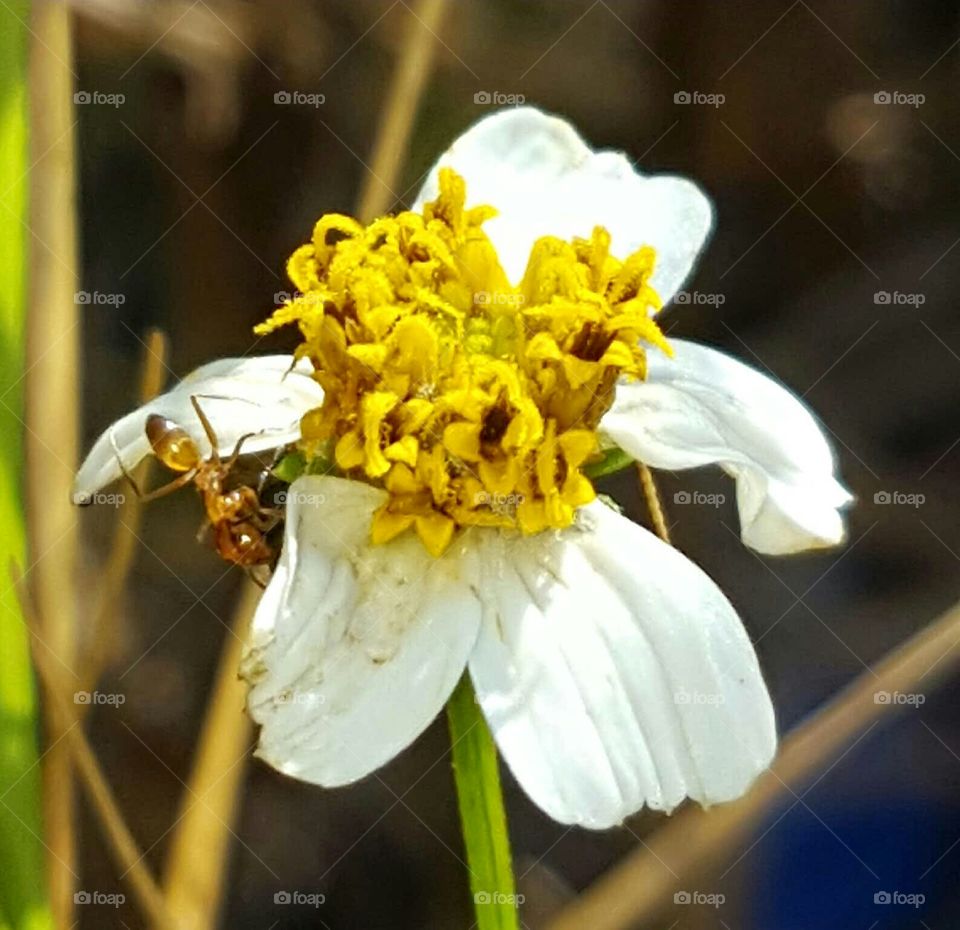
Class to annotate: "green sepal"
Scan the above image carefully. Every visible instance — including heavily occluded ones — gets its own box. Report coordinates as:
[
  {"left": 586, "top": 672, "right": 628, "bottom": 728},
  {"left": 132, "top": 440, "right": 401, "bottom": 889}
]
[
  {"left": 272, "top": 451, "right": 307, "bottom": 484},
  {"left": 583, "top": 445, "right": 635, "bottom": 479}
]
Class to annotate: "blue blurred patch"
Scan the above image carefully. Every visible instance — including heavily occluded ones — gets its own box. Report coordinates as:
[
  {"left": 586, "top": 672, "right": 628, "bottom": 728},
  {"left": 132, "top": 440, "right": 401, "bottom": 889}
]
[{"left": 748, "top": 800, "right": 948, "bottom": 930}]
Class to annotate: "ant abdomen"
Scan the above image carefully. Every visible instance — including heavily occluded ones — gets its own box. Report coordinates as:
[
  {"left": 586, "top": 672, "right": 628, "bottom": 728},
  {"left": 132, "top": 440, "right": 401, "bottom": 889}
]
[{"left": 146, "top": 414, "right": 202, "bottom": 472}]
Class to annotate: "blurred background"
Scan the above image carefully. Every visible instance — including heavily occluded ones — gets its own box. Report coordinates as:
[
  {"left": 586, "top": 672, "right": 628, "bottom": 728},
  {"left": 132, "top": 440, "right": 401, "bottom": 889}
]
[{"left": 9, "top": 0, "right": 960, "bottom": 928}]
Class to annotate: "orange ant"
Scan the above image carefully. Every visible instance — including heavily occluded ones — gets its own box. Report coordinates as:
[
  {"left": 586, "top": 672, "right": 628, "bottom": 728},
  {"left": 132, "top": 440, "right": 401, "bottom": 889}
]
[{"left": 114, "top": 395, "right": 283, "bottom": 572}]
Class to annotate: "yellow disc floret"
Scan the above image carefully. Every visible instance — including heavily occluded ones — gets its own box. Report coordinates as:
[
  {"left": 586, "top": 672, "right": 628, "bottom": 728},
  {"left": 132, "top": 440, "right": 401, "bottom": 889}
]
[{"left": 256, "top": 169, "right": 670, "bottom": 556}]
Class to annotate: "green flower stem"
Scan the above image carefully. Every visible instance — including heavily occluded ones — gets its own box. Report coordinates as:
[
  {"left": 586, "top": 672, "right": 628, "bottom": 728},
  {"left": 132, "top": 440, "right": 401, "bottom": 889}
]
[
  {"left": 446, "top": 675, "right": 519, "bottom": 930},
  {"left": 0, "top": 3, "right": 53, "bottom": 928}
]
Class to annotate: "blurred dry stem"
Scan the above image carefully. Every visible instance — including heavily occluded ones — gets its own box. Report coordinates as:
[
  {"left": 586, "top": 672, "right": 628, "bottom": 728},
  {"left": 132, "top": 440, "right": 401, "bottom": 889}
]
[
  {"left": 70, "top": 0, "right": 328, "bottom": 143},
  {"left": 79, "top": 328, "right": 169, "bottom": 702},
  {"left": 24, "top": 2, "right": 80, "bottom": 925},
  {"left": 158, "top": 583, "right": 258, "bottom": 930},
  {"left": 13, "top": 564, "right": 176, "bottom": 930},
  {"left": 547, "top": 598, "right": 960, "bottom": 930},
  {"left": 637, "top": 463, "right": 671, "bottom": 544},
  {"left": 356, "top": 0, "right": 450, "bottom": 222}
]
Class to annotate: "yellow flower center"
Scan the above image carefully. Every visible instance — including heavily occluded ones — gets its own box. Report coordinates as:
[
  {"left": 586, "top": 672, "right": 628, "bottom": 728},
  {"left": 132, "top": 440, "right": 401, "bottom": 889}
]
[{"left": 256, "top": 168, "right": 669, "bottom": 556}]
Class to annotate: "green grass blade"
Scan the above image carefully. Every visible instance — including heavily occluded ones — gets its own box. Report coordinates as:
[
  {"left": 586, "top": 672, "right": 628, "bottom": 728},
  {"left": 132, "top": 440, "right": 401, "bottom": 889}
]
[{"left": 0, "top": 3, "right": 53, "bottom": 928}]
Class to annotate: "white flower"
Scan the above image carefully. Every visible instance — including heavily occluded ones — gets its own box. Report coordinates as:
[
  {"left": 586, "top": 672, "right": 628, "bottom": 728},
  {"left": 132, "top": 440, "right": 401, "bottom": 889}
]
[
  {"left": 242, "top": 475, "right": 777, "bottom": 828},
  {"left": 75, "top": 107, "right": 851, "bottom": 829}
]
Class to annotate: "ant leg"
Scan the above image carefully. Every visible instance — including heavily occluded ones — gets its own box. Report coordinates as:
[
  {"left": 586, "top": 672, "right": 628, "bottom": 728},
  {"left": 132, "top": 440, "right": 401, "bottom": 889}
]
[
  {"left": 138, "top": 470, "right": 198, "bottom": 503},
  {"left": 190, "top": 395, "right": 222, "bottom": 465},
  {"left": 110, "top": 430, "right": 197, "bottom": 501},
  {"left": 257, "top": 446, "right": 287, "bottom": 495},
  {"left": 225, "top": 432, "right": 258, "bottom": 471},
  {"left": 190, "top": 394, "right": 260, "bottom": 469},
  {"left": 195, "top": 518, "right": 211, "bottom": 544},
  {"left": 110, "top": 430, "right": 143, "bottom": 497},
  {"left": 245, "top": 564, "right": 269, "bottom": 589},
  {"left": 249, "top": 507, "right": 284, "bottom": 533}
]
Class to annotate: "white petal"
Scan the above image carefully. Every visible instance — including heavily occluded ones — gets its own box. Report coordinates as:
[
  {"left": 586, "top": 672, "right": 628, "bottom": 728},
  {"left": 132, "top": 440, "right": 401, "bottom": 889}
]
[
  {"left": 73, "top": 355, "right": 322, "bottom": 503},
  {"left": 241, "top": 476, "right": 482, "bottom": 787},
  {"left": 468, "top": 501, "right": 776, "bottom": 829},
  {"left": 413, "top": 107, "right": 712, "bottom": 303},
  {"left": 601, "top": 340, "right": 853, "bottom": 555}
]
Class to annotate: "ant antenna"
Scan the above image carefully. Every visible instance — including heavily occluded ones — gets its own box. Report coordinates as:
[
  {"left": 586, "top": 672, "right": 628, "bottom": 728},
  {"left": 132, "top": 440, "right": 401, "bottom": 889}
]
[{"left": 190, "top": 395, "right": 222, "bottom": 465}]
